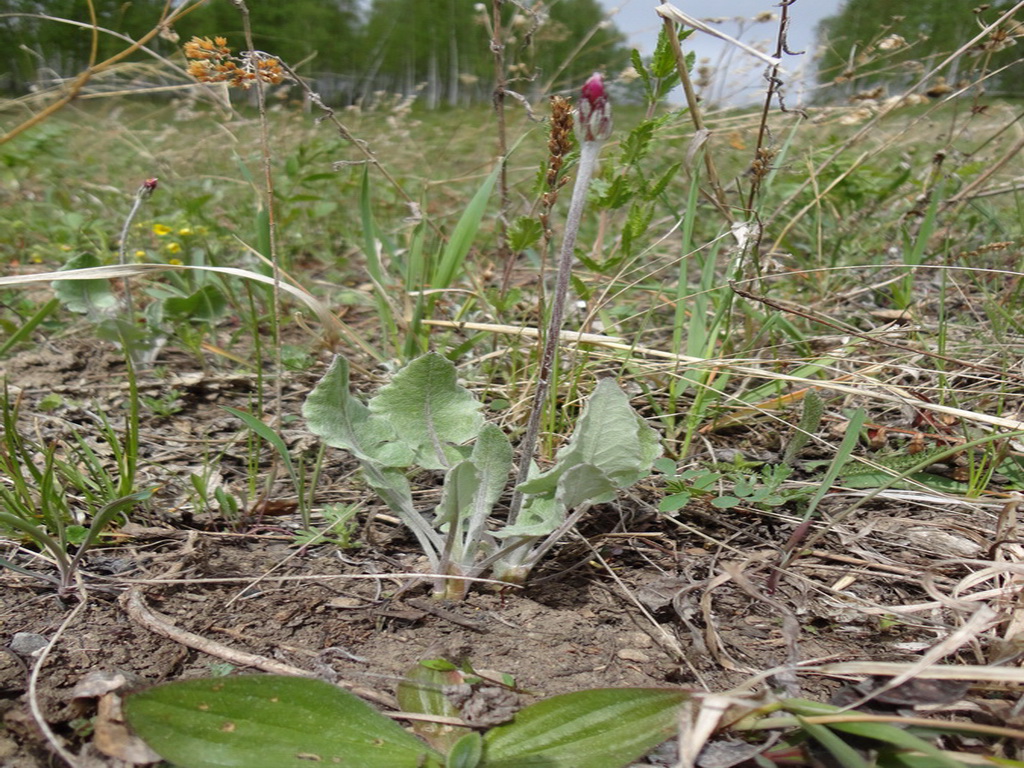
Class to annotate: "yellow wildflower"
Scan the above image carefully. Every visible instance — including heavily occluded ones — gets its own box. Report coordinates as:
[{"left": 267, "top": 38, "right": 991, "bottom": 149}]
[
  {"left": 168, "top": 257, "right": 183, "bottom": 266},
  {"left": 153, "top": 224, "right": 172, "bottom": 236},
  {"left": 165, "top": 242, "right": 182, "bottom": 254},
  {"left": 178, "top": 227, "right": 194, "bottom": 236}
]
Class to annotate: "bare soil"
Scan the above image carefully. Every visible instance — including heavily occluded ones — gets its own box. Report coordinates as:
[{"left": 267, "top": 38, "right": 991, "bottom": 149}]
[{"left": 0, "top": 339, "right": 1016, "bottom": 766}]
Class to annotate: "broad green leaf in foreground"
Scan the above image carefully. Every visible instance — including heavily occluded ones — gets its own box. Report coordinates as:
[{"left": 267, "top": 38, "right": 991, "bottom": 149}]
[
  {"left": 481, "top": 687, "right": 687, "bottom": 768},
  {"left": 124, "top": 675, "right": 444, "bottom": 768}
]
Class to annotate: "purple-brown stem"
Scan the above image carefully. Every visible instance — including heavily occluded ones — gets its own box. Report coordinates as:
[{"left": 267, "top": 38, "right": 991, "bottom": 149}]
[{"left": 507, "top": 74, "right": 611, "bottom": 527}]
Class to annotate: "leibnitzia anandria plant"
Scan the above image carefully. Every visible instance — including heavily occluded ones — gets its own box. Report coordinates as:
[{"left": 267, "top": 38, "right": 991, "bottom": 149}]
[{"left": 304, "top": 74, "right": 660, "bottom": 600}]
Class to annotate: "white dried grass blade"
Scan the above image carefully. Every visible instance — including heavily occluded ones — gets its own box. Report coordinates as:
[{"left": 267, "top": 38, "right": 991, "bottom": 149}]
[
  {"left": 0, "top": 263, "right": 343, "bottom": 337},
  {"left": 655, "top": 4, "right": 782, "bottom": 67},
  {"left": 427, "top": 317, "right": 1024, "bottom": 433},
  {"left": 676, "top": 694, "right": 737, "bottom": 768},
  {"left": 606, "top": 341, "right": 1024, "bottom": 432},
  {"left": 838, "top": 605, "right": 1000, "bottom": 710},
  {"left": 420, "top": 318, "right": 625, "bottom": 345},
  {"left": 808, "top": 660, "right": 1024, "bottom": 684}
]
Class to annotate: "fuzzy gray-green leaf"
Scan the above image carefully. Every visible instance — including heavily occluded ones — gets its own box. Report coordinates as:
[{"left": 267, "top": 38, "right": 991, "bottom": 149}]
[
  {"left": 469, "top": 423, "right": 512, "bottom": 514},
  {"left": 53, "top": 252, "right": 118, "bottom": 318},
  {"left": 369, "top": 353, "right": 483, "bottom": 470},
  {"left": 491, "top": 493, "right": 561, "bottom": 539},
  {"left": 303, "top": 355, "right": 413, "bottom": 467},
  {"left": 517, "top": 379, "right": 660, "bottom": 496}
]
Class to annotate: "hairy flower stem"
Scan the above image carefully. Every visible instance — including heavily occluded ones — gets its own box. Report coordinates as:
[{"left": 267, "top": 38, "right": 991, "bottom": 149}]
[
  {"left": 508, "top": 105, "right": 607, "bottom": 526},
  {"left": 117, "top": 178, "right": 157, "bottom": 326}
]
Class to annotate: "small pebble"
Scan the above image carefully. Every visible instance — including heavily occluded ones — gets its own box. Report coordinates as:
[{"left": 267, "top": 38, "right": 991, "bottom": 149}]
[
  {"left": 617, "top": 648, "right": 651, "bottom": 662},
  {"left": 11, "top": 633, "right": 48, "bottom": 655}
]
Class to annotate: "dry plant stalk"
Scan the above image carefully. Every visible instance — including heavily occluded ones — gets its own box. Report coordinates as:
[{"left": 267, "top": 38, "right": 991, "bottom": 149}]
[{"left": 508, "top": 73, "right": 612, "bottom": 524}]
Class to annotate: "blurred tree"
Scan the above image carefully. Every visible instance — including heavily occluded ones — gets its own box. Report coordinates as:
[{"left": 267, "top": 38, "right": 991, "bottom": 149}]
[
  {"left": 0, "top": 0, "right": 361, "bottom": 93},
  {"left": 0, "top": 0, "right": 628, "bottom": 105},
  {"left": 815, "top": 0, "right": 1022, "bottom": 101},
  {"left": 359, "top": 0, "right": 629, "bottom": 106},
  {"left": 0, "top": 0, "right": 167, "bottom": 91}
]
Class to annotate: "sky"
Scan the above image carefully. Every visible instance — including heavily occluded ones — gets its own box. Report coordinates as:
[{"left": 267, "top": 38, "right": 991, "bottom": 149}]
[{"left": 596, "top": 0, "right": 848, "bottom": 105}]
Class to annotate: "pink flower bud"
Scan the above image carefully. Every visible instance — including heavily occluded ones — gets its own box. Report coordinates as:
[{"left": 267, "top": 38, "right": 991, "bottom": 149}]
[{"left": 576, "top": 72, "right": 612, "bottom": 144}]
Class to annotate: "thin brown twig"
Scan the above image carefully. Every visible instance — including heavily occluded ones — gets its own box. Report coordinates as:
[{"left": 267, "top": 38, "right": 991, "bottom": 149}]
[
  {"left": 660, "top": 15, "right": 733, "bottom": 222},
  {"left": 120, "top": 587, "right": 396, "bottom": 710},
  {"left": 29, "top": 598, "right": 89, "bottom": 767}
]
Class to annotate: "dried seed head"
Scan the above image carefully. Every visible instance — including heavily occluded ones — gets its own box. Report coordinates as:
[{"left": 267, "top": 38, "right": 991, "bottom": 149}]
[
  {"left": 576, "top": 72, "right": 612, "bottom": 144},
  {"left": 183, "top": 36, "right": 286, "bottom": 89},
  {"left": 546, "top": 95, "right": 573, "bottom": 189}
]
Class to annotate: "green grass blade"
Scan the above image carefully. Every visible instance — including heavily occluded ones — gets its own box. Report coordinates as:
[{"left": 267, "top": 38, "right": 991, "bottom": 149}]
[
  {"left": 72, "top": 487, "right": 157, "bottom": 568},
  {"left": 431, "top": 164, "right": 499, "bottom": 291},
  {"left": 0, "top": 511, "right": 72, "bottom": 576},
  {"left": 830, "top": 721, "right": 968, "bottom": 768},
  {"left": 0, "top": 297, "right": 59, "bottom": 356},
  {"left": 804, "top": 408, "right": 865, "bottom": 519},
  {"left": 796, "top": 717, "right": 871, "bottom": 768},
  {"left": 222, "top": 406, "right": 297, "bottom": 485}
]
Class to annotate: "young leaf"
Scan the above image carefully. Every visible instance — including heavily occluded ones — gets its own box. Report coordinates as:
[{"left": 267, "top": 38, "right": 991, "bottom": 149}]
[
  {"left": 481, "top": 687, "right": 687, "bottom": 768},
  {"left": 396, "top": 662, "right": 471, "bottom": 753},
  {"left": 492, "top": 493, "right": 560, "bottom": 539},
  {"left": 449, "top": 423, "right": 513, "bottom": 551},
  {"left": 508, "top": 216, "right": 543, "bottom": 252},
  {"left": 517, "top": 379, "right": 661, "bottom": 496},
  {"left": 433, "top": 164, "right": 499, "bottom": 290},
  {"left": 630, "top": 49, "right": 653, "bottom": 103},
  {"left": 448, "top": 731, "right": 483, "bottom": 768},
  {"left": 556, "top": 464, "right": 619, "bottom": 510},
  {"left": 303, "top": 355, "right": 413, "bottom": 467},
  {"left": 163, "top": 285, "right": 227, "bottom": 322},
  {"left": 783, "top": 389, "right": 824, "bottom": 466},
  {"left": 125, "top": 675, "right": 444, "bottom": 768},
  {"left": 619, "top": 121, "right": 656, "bottom": 165},
  {"left": 466, "top": 423, "right": 511, "bottom": 510},
  {"left": 53, "top": 252, "right": 118, "bottom": 318},
  {"left": 369, "top": 353, "right": 483, "bottom": 471},
  {"left": 651, "top": 26, "right": 680, "bottom": 78},
  {"left": 436, "top": 460, "right": 482, "bottom": 531}
]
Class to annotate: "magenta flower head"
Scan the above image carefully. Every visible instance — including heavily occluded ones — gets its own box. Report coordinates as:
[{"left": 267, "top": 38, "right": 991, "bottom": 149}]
[{"left": 576, "top": 72, "right": 612, "bottom": 144}]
